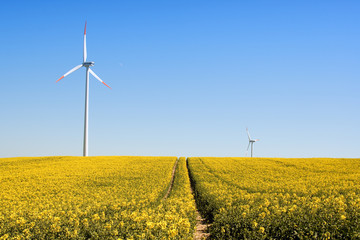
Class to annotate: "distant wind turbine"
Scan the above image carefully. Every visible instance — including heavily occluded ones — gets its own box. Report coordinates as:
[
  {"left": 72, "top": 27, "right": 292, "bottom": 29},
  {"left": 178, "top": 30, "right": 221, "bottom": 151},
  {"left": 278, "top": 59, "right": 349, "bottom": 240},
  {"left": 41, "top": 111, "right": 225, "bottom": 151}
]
[
  {"left": 56, "top": 22, "right": 111, "bottom": 157},
  {"left": 246, "top": 128, "right": 259, "bottom": 157}
]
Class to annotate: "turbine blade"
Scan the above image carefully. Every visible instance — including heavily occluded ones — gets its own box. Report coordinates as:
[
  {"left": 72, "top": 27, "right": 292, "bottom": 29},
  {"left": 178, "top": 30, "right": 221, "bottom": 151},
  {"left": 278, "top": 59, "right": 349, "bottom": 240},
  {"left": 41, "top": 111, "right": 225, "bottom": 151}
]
[
  {"left": 246, "top": 128, "right": 251, "bottom": 140},
  {"left": 56, "top": 64, "right": 83, "bottom": 82},
  {"left": 255, "top": 139, "right": 260, "bottom": 142},
  {"left": 89, "top": 69, "right": 111, "bottom": 89},
  {"left": 247, "top": 142, "right": 251, "bottom": 151},
  {"left": 83, "top": 21, "right": 87, "bottom": 62},
  {"left": 245, "top": 142, "right": 250, "bottom": 157}
]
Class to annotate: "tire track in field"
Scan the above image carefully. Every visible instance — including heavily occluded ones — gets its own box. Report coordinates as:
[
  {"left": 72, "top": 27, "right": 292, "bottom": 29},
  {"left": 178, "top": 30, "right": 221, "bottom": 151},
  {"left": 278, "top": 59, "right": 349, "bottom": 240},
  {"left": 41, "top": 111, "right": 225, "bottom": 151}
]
[
  {"left": 197, "top": 157, "right": 261, "bottom": 194},
  {"left": 161, "top": 157, "right": 179, "bottom": 201},
  {"left": 193, "top": 208, "right": 211, "bottom": 240},
  {"left": 187, "top": 158, "right": 211, "bottom": 240}
]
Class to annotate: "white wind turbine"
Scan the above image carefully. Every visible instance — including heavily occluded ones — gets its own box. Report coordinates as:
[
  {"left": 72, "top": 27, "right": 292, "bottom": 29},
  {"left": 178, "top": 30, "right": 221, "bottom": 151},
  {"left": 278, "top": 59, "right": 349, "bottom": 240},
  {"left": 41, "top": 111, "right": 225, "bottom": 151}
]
[
  {"left": 246, "top": 128, "right": 259, "bottom": 157},
  {"left": 56, "top": 22, "right": 111, "bottom": 157}
]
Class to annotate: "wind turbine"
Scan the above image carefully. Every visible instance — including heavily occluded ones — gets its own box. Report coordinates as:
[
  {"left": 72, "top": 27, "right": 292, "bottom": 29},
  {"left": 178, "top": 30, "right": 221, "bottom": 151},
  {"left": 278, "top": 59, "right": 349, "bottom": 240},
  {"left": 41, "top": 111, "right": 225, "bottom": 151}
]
[
  {"left": 246, "top": 128, "right": 259, "bottom": 157},
  {"left": 56, "top": 22, "right": 111, "bottom": 157}
]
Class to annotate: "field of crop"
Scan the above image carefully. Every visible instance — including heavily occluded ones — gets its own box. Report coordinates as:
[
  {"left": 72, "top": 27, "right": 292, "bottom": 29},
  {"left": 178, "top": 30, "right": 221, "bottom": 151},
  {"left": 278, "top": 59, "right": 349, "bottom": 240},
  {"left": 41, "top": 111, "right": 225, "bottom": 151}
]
[
  {"left": 0, "top": 156, "right": 196, "bottom": 239},
  {"left": 188, "top": 157, "right": 360, "bottom": 239},
  {"left": 2, "top": 156, "right": 360, "bottom": 239}
]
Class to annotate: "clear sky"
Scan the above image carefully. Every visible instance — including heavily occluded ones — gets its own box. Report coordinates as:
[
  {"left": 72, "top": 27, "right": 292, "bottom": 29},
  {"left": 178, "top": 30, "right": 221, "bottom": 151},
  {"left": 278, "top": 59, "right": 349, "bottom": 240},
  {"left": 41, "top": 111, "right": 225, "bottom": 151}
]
[{"left": 0, "top": 0, "right": 359, "bottom": 158}]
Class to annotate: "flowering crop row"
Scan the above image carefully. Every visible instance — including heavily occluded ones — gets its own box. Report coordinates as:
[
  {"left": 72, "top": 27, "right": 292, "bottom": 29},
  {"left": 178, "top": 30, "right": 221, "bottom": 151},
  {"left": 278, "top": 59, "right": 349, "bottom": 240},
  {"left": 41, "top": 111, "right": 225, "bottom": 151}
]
[
  {"left": 188, "top": 157, "right": 360, "bottom": 239},
  {"left": 0, "top": 156, "right": 196, "bottom": 239}
]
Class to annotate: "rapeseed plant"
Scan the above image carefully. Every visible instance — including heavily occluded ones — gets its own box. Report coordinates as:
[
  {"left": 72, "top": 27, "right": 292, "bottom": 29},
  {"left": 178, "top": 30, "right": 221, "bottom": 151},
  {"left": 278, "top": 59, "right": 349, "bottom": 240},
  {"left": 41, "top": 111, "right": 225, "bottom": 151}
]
[
  {"left": 188, "top": 157, "right": 360, "bottom": 239},
  {"left": 0, "top": 156, "right": 196, "bottom": 239}
]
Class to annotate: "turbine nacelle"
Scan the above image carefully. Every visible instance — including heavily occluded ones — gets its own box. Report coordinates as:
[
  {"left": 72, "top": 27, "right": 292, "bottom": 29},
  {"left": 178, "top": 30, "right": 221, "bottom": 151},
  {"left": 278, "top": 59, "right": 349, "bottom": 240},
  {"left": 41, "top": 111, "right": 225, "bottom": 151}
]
[{"left": 83, "top": 61, "right": 94, "bottom": 67}]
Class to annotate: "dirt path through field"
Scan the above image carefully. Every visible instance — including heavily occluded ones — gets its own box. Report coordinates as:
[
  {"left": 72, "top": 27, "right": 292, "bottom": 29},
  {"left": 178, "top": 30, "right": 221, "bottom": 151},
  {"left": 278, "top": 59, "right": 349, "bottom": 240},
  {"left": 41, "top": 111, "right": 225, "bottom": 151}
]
[
  {"left": 186, "top": 158, "right": 211, "bottom": 239},
  {"left": 194, "top": 211, "right": 211, "bottom": 240},
  {"left": 162, "top": 157, "right": 211, "bottom": 239},
  {"left": 162, "top": 157, "right": 179, "bottom": 201}
]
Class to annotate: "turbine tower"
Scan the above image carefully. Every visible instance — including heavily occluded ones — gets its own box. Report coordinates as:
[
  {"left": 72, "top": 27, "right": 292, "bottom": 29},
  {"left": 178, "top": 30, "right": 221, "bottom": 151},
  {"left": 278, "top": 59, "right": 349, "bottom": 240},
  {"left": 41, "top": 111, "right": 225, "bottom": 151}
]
[
  {"left": 56, "top": 22, "right": 111, "bottom": 157},
  {"left": 246, "top": 128, "right": 259, "bottom": 157}
]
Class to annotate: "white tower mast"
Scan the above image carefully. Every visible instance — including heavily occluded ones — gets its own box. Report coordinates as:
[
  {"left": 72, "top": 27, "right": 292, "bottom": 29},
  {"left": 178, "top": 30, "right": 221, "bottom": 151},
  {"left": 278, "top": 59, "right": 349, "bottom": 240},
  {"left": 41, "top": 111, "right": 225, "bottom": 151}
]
[{"left": 83, "top": 66, "right": 89, "bottom": 156}]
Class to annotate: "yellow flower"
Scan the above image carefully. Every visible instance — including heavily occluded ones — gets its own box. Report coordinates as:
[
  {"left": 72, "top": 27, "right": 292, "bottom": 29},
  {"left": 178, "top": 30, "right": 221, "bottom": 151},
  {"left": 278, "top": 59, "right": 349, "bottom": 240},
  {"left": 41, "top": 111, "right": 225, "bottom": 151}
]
[
  {"left": 259, "top": 212, "right": 266, "bottom": 218},
  {"left": 104, "top": 223, "right": 111, "bottom": 230},
  {"left": 50, "top": 224, "right": 61, "bottom": 233},
  {"left": 16, "top": 217, "right": 26, "bottom": 225},
  {"left": 0, "top": 234, "right": 9, "bottom": 240},
  {"left": 146, "top": 221, "right": 155, "bottom": 229},
  {"left": 169, "top": 229, "right": 177, "bottom": 238},
  {"left": 82, "top": 218, "right": 89, "bottom": 227},
  {"left": 252, "top": 220, "right": 258, "bottom": 228},
  {"left": 92, "top": 213, "right": 100, "bottom": 221}
]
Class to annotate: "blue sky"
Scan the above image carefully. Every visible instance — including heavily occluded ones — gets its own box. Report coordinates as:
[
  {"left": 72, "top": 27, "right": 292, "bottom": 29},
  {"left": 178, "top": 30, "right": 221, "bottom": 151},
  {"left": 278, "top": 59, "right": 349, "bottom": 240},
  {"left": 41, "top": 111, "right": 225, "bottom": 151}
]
[{"left": 0, "top": 1, "right": 359, "bottom": 158}]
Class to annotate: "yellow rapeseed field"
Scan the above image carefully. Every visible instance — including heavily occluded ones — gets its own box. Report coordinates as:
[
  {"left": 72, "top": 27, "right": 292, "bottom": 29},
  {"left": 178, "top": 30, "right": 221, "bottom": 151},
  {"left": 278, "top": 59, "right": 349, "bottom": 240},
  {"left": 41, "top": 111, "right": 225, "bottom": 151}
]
[
  {"left": 188, "top": 157, "right": 360, "bottom": 239},
  {"left": 0, "top": 156, "right": 196, "bottom": 239}
]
